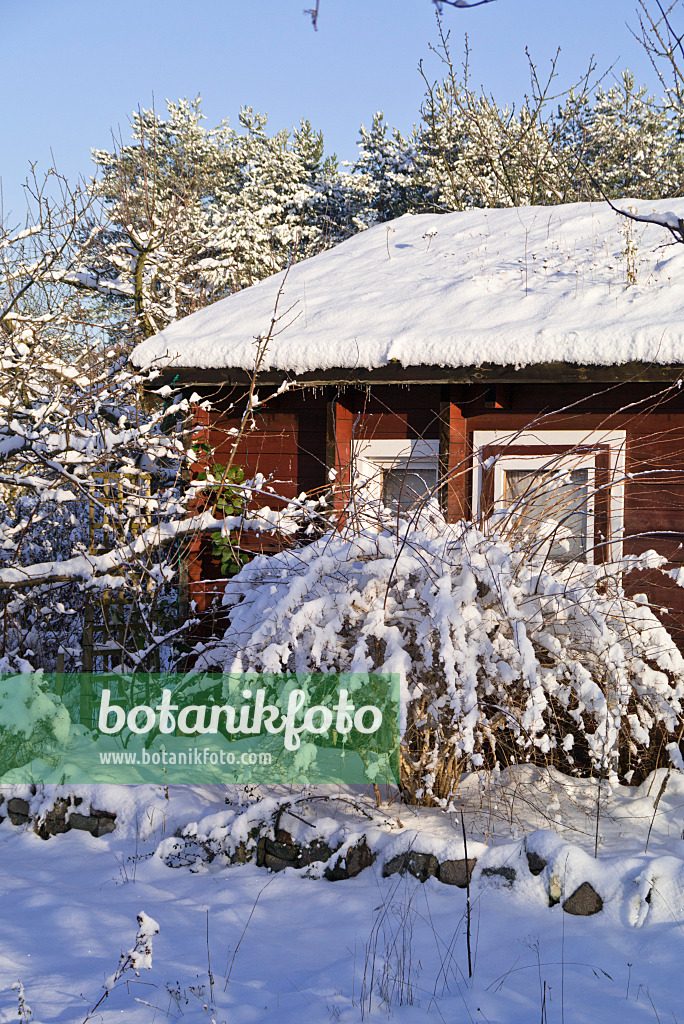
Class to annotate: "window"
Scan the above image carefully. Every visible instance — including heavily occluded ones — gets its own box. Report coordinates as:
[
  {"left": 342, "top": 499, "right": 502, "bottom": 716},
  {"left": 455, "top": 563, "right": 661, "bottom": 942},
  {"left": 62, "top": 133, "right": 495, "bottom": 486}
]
[
  {"left": 353, "top": 439, "right": 440, "bottom": 513},
  {"left": 473, "top": 430, "right": 626, "bottom": 562}
]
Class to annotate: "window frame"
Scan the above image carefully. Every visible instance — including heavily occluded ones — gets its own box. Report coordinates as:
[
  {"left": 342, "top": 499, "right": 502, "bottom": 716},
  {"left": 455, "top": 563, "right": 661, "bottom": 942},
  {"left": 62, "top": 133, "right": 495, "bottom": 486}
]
[
  {"left": 472, "top": 429, "right": 627, "bottom": 562},
  {"left": 352, "top": 438, "right": 440, "bottom": 510}
]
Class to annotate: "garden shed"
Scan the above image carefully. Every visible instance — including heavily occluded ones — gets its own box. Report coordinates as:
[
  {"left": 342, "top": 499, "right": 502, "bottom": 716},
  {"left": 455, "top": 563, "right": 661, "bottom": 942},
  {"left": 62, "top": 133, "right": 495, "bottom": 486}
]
[{"left": 131, "top": 199, "right": 684, "bottom": 639}]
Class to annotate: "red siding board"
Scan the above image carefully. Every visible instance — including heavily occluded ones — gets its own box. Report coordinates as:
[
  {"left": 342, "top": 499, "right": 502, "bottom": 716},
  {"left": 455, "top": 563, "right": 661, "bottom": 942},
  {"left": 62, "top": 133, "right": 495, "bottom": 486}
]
[{"left": 186, "top": 381, "right": 684, "bottom": 642}]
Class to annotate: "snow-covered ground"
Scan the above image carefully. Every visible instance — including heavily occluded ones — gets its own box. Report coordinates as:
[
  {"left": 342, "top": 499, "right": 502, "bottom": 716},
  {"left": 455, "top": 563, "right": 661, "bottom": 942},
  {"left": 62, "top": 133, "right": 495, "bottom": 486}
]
[
  {"left": 0, "top": 774, "right": 679, "bottom": 1024},
  {"left": 2, "top": 770, "right": 684, "bottom": 1024}
]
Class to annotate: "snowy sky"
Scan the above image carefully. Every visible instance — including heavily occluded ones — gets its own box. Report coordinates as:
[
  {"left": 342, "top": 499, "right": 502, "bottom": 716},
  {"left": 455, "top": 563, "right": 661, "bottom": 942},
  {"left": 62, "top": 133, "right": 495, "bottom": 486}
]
[{"left": 1, "top": 0, "right": 664, "bottom": 223}]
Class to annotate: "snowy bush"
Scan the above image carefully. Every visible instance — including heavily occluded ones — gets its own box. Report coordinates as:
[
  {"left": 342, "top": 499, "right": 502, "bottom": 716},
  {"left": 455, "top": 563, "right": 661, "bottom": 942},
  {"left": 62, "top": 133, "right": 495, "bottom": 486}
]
[
  {"left": 197, "top": 514, "right": 684, "bottom": 806},
  {"left": 0, "top": 169, "right": 201, "bottom": 673},
  {"left": 0, "top": 329, "right": 193, "bottom": 671}
]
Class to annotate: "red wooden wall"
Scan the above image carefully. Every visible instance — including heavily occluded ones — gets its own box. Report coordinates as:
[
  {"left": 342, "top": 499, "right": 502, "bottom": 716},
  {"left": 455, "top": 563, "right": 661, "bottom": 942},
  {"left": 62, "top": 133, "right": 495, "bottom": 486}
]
[
  {"left": 187, "top": 379, "right": 684, "bottom": 640},
  {"left": 187, "top": 389, "right": 327, "bottom": 611}
]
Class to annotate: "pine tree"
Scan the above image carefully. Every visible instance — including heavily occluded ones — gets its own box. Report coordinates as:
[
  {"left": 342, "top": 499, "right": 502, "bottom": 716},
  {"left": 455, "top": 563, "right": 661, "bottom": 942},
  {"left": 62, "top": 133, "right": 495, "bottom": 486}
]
[
  {"left": 416, "top": 32, "right": 597, "bottom": 210},
  {"left": 87, "top": 97, "right": 237, "bottom": 340},
  {"left": 413, "top": 29, "right": 684, "bottom": 213},
  {"left": 82, "top": 99, "right": 367, "bottom": 345},
  {"left": 581, "top": 72, "right": 684, "bottom": 199},
  {"left": 351, "top": 112, "right": 429, "bottom": 222}
]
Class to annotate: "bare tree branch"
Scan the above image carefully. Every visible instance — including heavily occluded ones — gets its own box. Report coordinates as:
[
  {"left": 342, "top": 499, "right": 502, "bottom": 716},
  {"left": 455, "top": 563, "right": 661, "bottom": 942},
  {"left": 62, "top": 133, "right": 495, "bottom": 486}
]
[
  {"left": 304, "top": 1, "right": 320, "bottom": 29},
  {"left": 577, "top": 157, "right": 684, "bottom": 244},
  {"left": 604, "top": 197, "right": 684, "bottom": 243},
  {"left": 631, "top": 0, "right": 684, "bottom": 103},
  {"left": 304, "top": 0, "right": 495, "bottom": 29},
  {"left": 434, "top": 0, "right": 496, "bottom": 7}
]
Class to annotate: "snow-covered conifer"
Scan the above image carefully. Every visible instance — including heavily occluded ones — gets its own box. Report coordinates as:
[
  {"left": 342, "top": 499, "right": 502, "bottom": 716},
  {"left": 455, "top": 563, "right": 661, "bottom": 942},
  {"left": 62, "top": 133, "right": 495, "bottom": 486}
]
[
  {"left": 351, "top": 113, "right": 429, "bottom": 222},
  {"left": 82, "top": 99, "right": 366, "bottom": 344},
  {"left": 580, "top": 72, "right": 684, "bottom": 199}
]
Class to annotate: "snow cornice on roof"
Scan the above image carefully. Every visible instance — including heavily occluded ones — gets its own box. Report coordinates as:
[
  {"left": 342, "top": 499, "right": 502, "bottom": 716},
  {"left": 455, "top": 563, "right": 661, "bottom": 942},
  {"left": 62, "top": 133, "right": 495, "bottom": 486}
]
[{"left": 131, "top": 200, "right": 684, "bottom": 376}]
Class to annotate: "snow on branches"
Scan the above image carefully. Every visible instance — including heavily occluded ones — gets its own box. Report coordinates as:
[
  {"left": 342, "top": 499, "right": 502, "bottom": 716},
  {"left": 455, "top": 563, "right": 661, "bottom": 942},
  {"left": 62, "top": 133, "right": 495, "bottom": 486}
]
[
  {"left": 0, "top": 324, "right": 192, "bottom": 671},
  {"left": 197, "top": 513, "right": 684, "bottom": 805},
  {"left": 85, "top": 100, "right": 368, "bottom": 343},
  {"left": 606, "top": 196, "right": 684, "bottom": 246},
  {"left": 0, "top": 188, "right": 200, "bottom": 671}
]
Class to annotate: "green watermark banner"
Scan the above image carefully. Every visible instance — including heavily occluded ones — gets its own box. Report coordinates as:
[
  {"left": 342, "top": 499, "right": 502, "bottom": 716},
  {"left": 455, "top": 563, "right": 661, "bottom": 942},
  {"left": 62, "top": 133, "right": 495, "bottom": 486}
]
[{"left": 0, "top": 672, "right": 400, "bottom": 785}]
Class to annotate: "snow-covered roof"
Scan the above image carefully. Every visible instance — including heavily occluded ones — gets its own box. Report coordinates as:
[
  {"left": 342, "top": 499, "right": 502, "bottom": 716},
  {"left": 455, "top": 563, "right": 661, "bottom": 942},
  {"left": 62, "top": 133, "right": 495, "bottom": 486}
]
[{"left": 131, "top": 200, "right": 684, "bottom": 375}]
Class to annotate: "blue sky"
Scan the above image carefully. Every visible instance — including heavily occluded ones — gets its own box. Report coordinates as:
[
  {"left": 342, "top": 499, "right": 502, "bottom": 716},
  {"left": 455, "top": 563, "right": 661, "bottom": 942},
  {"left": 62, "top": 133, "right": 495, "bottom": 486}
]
[{"left": 1, "top": 0, "right": 664, "bottom": 222}]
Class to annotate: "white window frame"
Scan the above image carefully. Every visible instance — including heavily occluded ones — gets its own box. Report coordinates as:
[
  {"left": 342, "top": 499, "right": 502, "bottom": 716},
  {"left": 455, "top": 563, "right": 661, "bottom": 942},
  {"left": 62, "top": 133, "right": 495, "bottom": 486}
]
[
  {"left": 353, "top": 438, "right": 440, "bottom": 507},
  {"left": 473, "top": 429, "right": 627, "bottom": 561}
]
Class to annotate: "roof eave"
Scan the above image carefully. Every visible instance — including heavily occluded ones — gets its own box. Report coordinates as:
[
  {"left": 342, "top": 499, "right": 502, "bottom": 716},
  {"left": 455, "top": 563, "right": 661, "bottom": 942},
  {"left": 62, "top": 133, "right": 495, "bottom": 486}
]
[{"left": 151, "top": 360, "right": 684, "bottom": 389}]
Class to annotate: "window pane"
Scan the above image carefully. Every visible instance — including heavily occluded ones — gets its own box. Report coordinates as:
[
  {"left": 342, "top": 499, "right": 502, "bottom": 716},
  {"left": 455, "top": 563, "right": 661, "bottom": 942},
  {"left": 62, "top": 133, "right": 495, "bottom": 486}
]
[
  {"left": 504, "top": 467, "right": 589, "bottom": 561},
  {"left": 382, "top": 466, "right": 438, "bottom": 512}
]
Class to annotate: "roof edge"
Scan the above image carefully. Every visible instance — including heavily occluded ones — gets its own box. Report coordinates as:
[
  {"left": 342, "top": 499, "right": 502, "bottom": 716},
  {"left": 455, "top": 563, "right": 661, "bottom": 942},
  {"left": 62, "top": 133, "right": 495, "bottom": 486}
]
[{"left": 151, "top": 361, "right": 684, "bottom": 388}]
